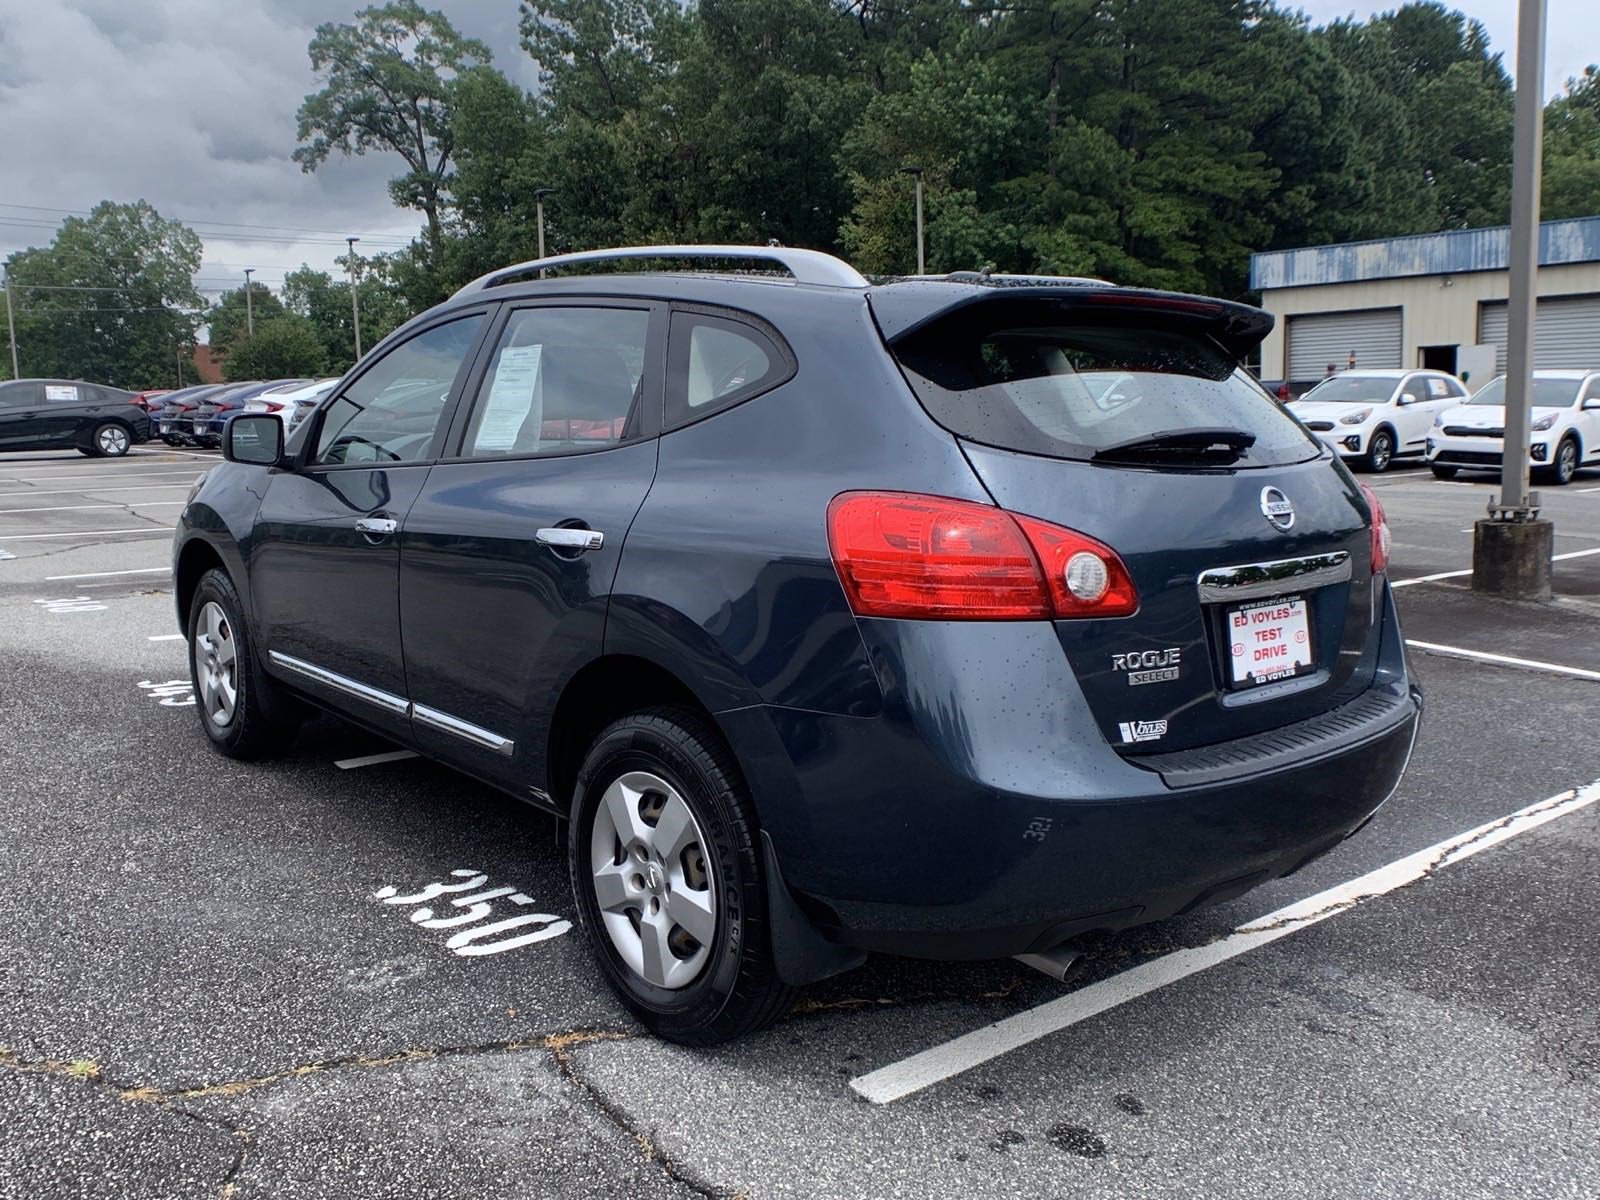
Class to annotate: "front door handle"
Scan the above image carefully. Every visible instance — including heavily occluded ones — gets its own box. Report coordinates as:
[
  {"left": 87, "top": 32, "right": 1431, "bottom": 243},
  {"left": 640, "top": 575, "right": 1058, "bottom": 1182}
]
[
  {"left": 354, "top": 517, "right": 399, "bottom": 537},
  {"left": 535, "top": 527, "right": 604, "bottom": 551}
]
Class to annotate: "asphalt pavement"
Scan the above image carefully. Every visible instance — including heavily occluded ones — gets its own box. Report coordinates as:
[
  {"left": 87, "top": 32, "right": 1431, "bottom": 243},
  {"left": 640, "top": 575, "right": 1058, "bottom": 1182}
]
[{"left": 0, "top": 449, "right": 1596, "bottom": 1199}]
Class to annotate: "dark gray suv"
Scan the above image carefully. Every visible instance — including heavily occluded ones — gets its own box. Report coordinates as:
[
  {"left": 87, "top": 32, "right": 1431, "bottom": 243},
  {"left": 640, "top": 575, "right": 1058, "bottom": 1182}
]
[{"left": 174, "top": 245, "right": 1421, "bottom": 1043}]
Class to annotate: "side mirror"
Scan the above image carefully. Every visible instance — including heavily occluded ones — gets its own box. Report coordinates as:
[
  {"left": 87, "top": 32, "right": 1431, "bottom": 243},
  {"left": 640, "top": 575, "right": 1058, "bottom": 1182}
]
[
  {"left": 224, "top": 414, "right": 285, "bottom": 466},
  {"left": 1585, "top": 398, "right": 1600, "bottom": 411},
  {"left": 1398, "top": 392, "right": 1419, "bottom": 406}
]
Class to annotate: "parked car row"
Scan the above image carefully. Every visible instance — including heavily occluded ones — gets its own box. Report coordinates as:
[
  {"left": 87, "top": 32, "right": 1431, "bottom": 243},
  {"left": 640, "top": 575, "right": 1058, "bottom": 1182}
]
[
  {"left": 0, "top": 378, "right": 151, "bottom": 456},
  {"left": 1288, "top": 367, "right": 1600, "bottom": 484},
  {"left": 155, "top": 378, "right": 336, "bottom": 447}
]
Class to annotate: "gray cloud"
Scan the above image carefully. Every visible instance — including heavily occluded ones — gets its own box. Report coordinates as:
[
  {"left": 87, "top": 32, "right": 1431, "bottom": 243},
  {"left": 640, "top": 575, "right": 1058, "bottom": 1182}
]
[{"left": 0, "top": 0, "right": 539, "bottom": 294}]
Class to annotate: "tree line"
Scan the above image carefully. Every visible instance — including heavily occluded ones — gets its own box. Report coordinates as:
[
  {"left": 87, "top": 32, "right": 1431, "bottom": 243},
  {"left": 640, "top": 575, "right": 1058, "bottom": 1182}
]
[
  {"left": 5, "top": 0, "right": 1597, "bottom": 388},
  {"left": 303, "top": 0, "right": 1600, "bottom": 311}
]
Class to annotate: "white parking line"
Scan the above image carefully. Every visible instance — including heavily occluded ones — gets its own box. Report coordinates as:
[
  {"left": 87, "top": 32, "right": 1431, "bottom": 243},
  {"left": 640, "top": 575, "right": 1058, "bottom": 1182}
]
[
  {"left": 47, "top": 567, "right": 170, "bottom": 581},
  {"left": 849, "top": 779, "right": 1600, "bottom": 1105},
  {"left": 0, "top": 470, "right": 200, "bottom": 485},
  {"left": 1391, "top": 546, "right": 1600, "bottom": 588},
  {"left": 0, "top": 501, "right": 186, "bottom": 514},
  {"left": 336, "top": 750, "right": 421, "bottom": 770},
  {"left": 0, "top": 484, "right": 195, "bottom": 498},
  {"left": 0, "top": 527, "right": 174, "bottom": 540},
  {"left": 148, "top": 634, "right": 185, "bottom": 642},
  {"left": 1404, "top": 640, "right": 1600, "bottom": 682}
]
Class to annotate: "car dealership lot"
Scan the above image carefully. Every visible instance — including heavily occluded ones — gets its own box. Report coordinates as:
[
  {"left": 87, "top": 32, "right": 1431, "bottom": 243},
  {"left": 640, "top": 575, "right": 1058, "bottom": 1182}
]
[{"left": 1, "top": 452, "right": 1596, "bottom": 1199}]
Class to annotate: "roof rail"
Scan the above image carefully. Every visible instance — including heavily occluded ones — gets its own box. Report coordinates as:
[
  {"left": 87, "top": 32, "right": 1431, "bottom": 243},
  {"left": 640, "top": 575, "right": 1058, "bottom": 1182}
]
[{"left": 451, "top": 244, "right": 870, "bottom": 298}]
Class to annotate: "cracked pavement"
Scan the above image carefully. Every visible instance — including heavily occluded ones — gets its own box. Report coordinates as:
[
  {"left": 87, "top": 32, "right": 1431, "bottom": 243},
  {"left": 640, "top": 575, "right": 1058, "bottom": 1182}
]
[{"left": 1, "top": 450, "right": 1597, "bottom": 1198}]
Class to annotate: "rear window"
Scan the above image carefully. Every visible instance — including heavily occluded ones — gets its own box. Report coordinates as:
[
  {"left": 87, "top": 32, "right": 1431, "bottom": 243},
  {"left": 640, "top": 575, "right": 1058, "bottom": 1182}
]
[{"left": 893, "top": 316, "right": 1320, "bottom": 467}]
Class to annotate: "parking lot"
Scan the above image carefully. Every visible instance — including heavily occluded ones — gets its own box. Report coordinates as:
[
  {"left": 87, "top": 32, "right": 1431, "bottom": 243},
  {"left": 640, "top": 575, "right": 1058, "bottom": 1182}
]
[{"left": 1, "top": 449, "right": 1596, "bottom": 1199}]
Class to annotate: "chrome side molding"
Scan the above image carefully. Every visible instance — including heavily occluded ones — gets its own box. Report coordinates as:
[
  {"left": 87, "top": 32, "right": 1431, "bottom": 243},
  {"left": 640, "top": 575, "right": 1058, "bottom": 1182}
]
[
  {"left": 412, "top": 703, "right": 516, "bottom": 756},
  {"left": 1196, "top": 550, "right": 1351, "bottom": 603},
  {"left": 267, "top": 652, "right": 516, "bottom": 756},
  {"left": 268, "top": 651, "right": 410, "bottom": 715}
]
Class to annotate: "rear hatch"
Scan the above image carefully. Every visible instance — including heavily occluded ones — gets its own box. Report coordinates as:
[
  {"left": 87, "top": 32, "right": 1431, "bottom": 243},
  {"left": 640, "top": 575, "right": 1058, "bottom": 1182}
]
[{"left": 871, "top": 282, "right": 1381, "bottom": 754}]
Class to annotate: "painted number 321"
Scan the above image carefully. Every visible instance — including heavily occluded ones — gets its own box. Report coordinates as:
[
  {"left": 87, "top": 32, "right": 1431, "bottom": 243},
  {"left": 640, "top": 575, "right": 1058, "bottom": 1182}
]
[{"left": 375, "top": 869, "right": 571, "bottom": 957}]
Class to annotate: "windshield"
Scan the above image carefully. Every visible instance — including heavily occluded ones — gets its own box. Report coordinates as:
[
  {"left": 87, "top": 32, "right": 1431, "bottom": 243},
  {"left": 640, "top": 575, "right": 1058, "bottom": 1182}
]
[
  {"left": 1467, "top": 377, "right": 1581, "bottom": 408},
  {"left": 1298, "top": 376, "right": 1397, "bottom": 404},
  {"left": 892, "top": 316, "right": 1319, "bottom": 468}
]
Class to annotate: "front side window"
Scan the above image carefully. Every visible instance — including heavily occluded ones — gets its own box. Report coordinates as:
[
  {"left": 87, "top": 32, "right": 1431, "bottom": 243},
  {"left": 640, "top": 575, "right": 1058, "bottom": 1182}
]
[
  {"left": 461, "top": 306, "right": 649, "bottom": 459},
  {"left": 315, "top": 316, "right": 484, "bottom": 465}
]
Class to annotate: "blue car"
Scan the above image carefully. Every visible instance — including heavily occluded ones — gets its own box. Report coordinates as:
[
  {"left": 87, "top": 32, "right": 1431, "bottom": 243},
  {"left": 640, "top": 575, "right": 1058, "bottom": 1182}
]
[
  {"left": 173, "top": 245, "right": 1421, "bottom": 1043},
  {"left": 190, "top": 380, "right": 310, "bottom": 447}
]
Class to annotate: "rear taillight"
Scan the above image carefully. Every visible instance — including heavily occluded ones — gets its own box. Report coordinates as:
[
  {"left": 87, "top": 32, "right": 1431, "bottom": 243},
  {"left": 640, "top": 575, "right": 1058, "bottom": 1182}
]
[
  {"left": 1359, "top": 483, "right": 1391, "bottom": 574},
  {"left": 826, "top": 491, "right": 1138, "bottom": 620}
]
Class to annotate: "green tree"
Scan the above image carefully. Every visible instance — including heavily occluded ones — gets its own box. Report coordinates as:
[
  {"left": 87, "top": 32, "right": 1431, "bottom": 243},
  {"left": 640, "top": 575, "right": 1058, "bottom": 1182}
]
[
  {"left": 3, "top": 201, "right": 203, "bottom": 388},
  {"left": 295, "top": 1, "right": 492, "bottom": 254},
  {"left": 282, "top": 261, "right": 412, "bottom": 372},
  {"left": 208, "top": 282, "right": 287, "bottom": 354},
  {"left": 1544, "top": 67, "right": 1600, "bottom": 220},
  {"left": 222, "top": 316, "right": 329, "bottom": 381}
]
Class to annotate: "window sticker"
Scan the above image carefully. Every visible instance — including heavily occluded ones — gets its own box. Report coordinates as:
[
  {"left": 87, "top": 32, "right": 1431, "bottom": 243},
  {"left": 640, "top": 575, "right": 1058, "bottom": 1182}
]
[
  {"left": 474, "top": 345, "right": 543, "bottom": 452},
  {"left": 45, "top": 385, "right": 79, "bottom": 402}
]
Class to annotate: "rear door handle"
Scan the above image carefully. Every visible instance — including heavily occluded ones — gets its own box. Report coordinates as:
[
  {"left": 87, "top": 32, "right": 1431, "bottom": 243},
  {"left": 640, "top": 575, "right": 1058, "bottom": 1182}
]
[
  {"left": 354, "top": 517, "right": 399, "bottom": 537},
  {"left": 535, "top": 527, "right": 604, "bottom": 551}
]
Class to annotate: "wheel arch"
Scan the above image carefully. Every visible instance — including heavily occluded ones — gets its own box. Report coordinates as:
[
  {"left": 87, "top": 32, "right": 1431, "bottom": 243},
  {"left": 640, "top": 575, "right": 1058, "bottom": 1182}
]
[{"left": 173, "top": 536, "right": 236, "bottom": 631}]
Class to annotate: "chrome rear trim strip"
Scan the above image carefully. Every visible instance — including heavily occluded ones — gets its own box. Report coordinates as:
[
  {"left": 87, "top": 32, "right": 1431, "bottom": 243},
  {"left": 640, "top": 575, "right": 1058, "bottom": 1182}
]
[
  {"left": 267, "top": 651, "right": 410, "bottom": 715},
  {"left": 1196, "top": 550, "right": 1352, "bottom": 603},
  {"left": 412, "top": 703, "right": 516, "bottom": 756}
]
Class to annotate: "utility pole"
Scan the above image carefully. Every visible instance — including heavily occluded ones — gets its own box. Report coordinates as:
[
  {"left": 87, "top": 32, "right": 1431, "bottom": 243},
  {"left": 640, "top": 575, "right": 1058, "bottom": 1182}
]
[
  {"left": 346, "top": 237, "right": 363, "bottom": 361},
  {"left": 3, "top": 260, "right": 17, "bottom": 380},
  {"left": 243, "top": 268, "right": 255, "bottom": 337},
  {"left": 900, "top": 167, "right": 926, "bottom": 275},
  {"left": 1473, "top": 0, "right": 1553, "bottom": 600},
  {"left": 534, "top": 189, "right": 553, "bottom": 277}
]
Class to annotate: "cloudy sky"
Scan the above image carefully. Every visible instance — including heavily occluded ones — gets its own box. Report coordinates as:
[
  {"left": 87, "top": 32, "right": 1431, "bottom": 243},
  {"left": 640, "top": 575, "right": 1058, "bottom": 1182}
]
[{"left": 0, "top": 0, "right": 1595, "bottom": 303}]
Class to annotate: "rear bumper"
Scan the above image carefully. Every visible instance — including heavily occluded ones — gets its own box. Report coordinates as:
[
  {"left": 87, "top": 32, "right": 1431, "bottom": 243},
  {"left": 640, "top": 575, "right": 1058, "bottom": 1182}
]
[{"left": 722, "top": 584, "right": 1420, "bottom": 961}]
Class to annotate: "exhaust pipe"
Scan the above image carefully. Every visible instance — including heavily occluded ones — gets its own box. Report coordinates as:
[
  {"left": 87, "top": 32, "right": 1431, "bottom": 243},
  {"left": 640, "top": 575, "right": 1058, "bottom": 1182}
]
[{"left": 1013, "top": 945, "right": 1082, "bottom": 981}]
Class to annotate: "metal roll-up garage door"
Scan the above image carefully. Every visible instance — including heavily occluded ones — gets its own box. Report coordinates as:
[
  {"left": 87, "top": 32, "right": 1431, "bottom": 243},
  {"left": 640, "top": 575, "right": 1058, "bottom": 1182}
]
[
  {"left": 1286, "top": 309, "right": 1403, "bottom": 380},
  {"left": 1478, "top": 294, "right": 1600, "bottom": 375}
]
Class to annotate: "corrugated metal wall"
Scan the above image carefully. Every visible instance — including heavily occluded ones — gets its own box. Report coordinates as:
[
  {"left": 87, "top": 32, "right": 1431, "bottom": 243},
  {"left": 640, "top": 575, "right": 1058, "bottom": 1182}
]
[
  {"left": 1477, "top": 294, "right": 1600, "bottom": 374},
  {"left": 1287, "top": 309, "right": 1403, "bottom": 380},
  {"left": 1251, "top": 216, "right": 1600, "bottom": 290}
]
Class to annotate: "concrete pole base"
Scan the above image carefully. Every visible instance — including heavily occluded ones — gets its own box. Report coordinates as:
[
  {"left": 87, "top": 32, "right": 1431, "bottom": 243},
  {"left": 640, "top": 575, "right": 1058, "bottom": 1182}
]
[{"left": 1471, "top": 518, "right": 1553, "bottom": 601}]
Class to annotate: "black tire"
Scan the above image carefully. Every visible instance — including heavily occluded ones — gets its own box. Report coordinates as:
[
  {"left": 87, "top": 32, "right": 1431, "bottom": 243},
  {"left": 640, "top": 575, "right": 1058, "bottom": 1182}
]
[
  {"left": 1430, "top": 464, "right": 1459, "bottom": 480},
  {"left": 569, "top": 706, "right": 797, "bottom": 1045},
  {"left": 1362, "top": 427, "right": 1394, "bottom": 473},
  {"left": 186, "top": 568, "right": 300, "bottom": 759},
  {"left": 87, "top": 421, "right": 132, "bottom": 458},
  {"left": 1539, "top": 436, "right": 1580, "bottom": 486}
]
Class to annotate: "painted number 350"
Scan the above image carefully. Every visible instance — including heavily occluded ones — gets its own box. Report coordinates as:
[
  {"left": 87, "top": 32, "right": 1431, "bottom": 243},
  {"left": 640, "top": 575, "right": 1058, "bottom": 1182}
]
[{"left": 375, "top": 869, "right": 571, "bottom": 958}]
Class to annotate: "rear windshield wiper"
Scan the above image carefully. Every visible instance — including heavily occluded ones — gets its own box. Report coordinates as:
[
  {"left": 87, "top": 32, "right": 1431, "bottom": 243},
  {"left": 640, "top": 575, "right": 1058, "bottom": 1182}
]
[{"left": 1091, "top": 427, "right": 1257, "bottom": 464}]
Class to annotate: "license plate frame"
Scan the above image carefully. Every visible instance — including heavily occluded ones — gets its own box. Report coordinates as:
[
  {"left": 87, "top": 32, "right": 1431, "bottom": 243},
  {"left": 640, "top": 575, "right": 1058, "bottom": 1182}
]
[{"left": 1227, "top": 594, "right": 1315, "bottom": 688}]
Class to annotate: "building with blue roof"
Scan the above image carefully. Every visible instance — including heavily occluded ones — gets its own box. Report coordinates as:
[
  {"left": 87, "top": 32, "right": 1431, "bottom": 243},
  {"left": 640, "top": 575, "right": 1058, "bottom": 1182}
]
[{"left": 1250, "top": 216, "right": 1600, "bottom": 392}]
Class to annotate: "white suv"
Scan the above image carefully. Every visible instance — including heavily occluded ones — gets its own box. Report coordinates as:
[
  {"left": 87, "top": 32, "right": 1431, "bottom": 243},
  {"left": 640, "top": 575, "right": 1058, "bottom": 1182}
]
[
  {"left": 1427, "top": 370, "right": 1600, "bottom": 485},
  {"left": 1290, "top": 369, "right": 1468, "bottom": 472}
]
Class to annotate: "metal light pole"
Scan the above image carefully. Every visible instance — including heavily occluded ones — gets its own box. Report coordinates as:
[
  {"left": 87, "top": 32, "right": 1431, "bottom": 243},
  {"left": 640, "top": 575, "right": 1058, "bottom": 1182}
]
[
  {"left": 900, "top": 167, "right": 925, "bottom": 275},
  {"left": 346, "top": 237, "right": 363, "bottom": 361},
  {"left": 243, "top": 268, "right": 255, "bottom": 337},
  {"left": 1473, "top": 0, "right": 1553, "bottom": 599},
  {"left": 534, "top": 188, "right": 554, "bottom": 278},
  {"left": 3, "top": 260, "right": 17, "bottom": 380}
]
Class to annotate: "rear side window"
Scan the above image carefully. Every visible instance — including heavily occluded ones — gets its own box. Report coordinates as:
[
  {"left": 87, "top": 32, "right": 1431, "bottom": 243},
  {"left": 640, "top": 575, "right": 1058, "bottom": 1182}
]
[
  {"left": 665, "top": 311, "right": 792, "bottom": 429},
  {"left": 893, "top": 315, "right": 1320, "bottom": 467},
  {"left": 460, "top": 306, "right": 650, "bottom": 458}
]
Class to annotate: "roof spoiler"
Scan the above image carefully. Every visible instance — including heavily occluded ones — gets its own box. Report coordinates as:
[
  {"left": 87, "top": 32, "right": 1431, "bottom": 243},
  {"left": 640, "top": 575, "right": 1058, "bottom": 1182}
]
[{"left": 869, "top": 280, "right": 1275, "bottom": 360}]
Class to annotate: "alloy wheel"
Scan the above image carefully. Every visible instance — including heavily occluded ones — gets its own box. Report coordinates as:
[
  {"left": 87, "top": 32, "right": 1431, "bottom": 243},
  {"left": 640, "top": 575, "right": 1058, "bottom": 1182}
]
[
  {"left": 1369, "top": 433, "right": 1391, "bottom": 471},
  {"left": 589, "top": 769, "right": 718, "bottom": 990},
  {"left": 192, "top": 601, "right": 238, "bottom": 728},
  {"left": 98, "top": 425, "right": 129, "bottom": 456},
  {"left": 1557, "top": 440, "right": 1578, "bottom": 483}
]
